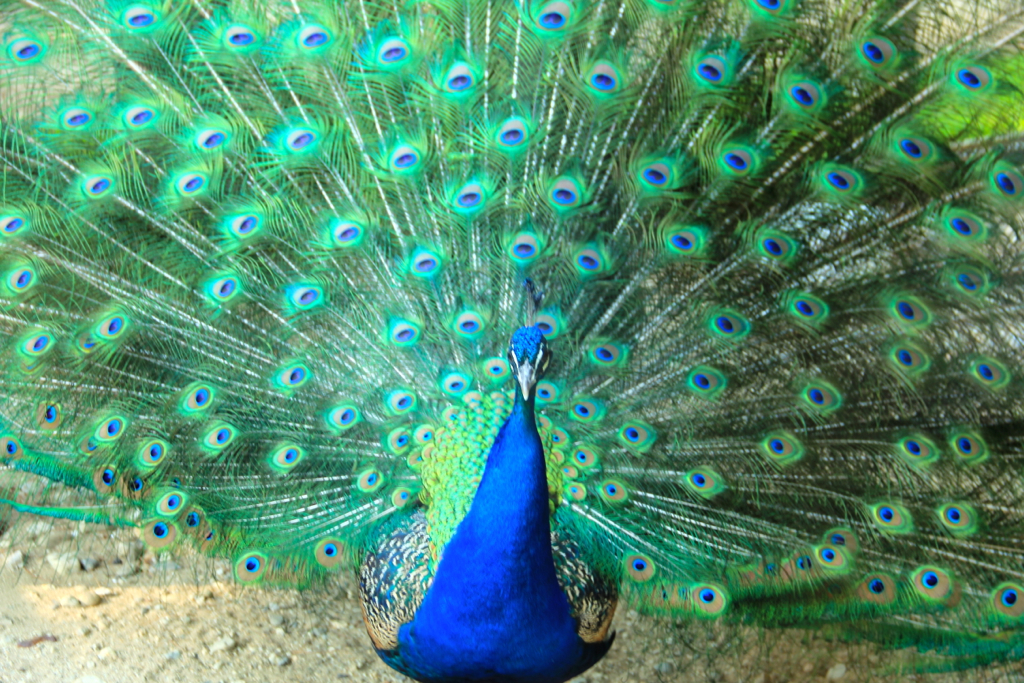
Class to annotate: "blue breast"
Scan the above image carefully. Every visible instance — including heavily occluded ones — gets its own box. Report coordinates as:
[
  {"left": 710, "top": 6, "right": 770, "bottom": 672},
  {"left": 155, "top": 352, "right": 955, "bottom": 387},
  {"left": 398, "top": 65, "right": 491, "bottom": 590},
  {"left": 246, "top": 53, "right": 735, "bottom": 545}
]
[{"left": 381, "top": 395, "right": 609, "bottom": 682}]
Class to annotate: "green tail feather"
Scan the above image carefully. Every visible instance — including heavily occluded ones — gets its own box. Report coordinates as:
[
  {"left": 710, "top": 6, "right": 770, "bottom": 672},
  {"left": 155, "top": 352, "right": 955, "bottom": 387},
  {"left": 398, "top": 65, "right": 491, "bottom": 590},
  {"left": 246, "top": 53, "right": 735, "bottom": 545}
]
[{"left": 1, "top": 0, "right": 1024, "bottom": 675}]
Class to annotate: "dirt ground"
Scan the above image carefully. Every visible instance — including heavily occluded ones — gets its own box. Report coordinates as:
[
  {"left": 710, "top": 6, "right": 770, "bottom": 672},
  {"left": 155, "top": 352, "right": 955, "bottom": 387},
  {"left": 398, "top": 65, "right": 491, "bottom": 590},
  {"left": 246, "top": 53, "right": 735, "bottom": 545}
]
[{"left": 0, "top": 520, "right": 1021, "bottom": 683}]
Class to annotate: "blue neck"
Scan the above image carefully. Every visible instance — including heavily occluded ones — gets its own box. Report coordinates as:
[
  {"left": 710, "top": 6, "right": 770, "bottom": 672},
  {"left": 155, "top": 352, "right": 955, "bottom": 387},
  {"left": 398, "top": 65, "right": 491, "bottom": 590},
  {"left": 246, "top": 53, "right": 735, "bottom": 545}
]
[{"left": 393, "top": 390, "right": 587, "bottom": 682}]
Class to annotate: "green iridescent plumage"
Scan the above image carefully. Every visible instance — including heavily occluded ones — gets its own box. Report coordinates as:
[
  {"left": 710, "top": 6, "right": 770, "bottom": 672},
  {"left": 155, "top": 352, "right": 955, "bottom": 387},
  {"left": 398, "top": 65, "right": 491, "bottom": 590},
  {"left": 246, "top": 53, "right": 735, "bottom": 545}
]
[{"left": 1, "top": 0, "right": 1024, "bottom": 678}]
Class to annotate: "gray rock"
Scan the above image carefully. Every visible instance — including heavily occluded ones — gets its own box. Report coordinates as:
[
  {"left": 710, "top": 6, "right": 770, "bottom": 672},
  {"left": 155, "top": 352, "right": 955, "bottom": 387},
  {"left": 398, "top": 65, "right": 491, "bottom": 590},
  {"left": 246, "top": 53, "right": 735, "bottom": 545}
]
[{"left": 79, "top": 557, "right": 100, "bottom": 572}]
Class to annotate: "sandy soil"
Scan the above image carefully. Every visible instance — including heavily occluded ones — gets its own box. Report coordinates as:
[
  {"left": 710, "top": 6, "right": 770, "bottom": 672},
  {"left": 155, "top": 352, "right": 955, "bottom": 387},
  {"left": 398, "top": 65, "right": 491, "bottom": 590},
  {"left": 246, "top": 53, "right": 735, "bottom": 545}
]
[{"left": 0, "top": 520, "right": 1020, "bottom": 683}]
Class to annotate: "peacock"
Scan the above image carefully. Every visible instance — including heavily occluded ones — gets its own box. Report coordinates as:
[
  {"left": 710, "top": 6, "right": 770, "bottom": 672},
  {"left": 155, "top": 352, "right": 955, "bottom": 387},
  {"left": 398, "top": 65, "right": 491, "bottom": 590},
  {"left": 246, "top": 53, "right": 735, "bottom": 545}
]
[{"left": 1, "top": 0, "right": 1024, "bottom": 680}]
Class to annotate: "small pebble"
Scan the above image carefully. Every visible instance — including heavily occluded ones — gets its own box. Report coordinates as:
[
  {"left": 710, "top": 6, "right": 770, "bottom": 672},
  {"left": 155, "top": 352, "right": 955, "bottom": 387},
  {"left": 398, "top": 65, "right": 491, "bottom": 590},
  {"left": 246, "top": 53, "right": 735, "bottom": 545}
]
[
  {"left": 97, "top": 647, "right": 116, "bottom": 661},
  {"left": 60, "top": 596, "right": 83, "bottom": 608},
  {"left": 78, "top": 592, "right": 102, "bottom": 607},
  {"left": 654, "top": 662, "right": 675, "bottom": 675},
  {"left": 46, "top": 552, "right": 79, "bottom": 573},
  {"left": 268, "top": 614, "right": 284, "bottom": 627},
  {"left": 269, "top": 652, "right": 291, "bottom": 666},
  {"left": 79, "top": 557, "right": 100, "bottom": 572},
  {"left": 165, "top": 650, "right": 181, "bottom": 661},
  {"left": 93, "top": 587, "right": 114, "bottom": 597},
  {"left": 208, "top": 636, "right": 237, "bottom": 653},
  {"left": 826, "top": 663, "right": 847, "bottom": 680},
  {"left": 5, "top": 550, "right": 25, "bottom": 569}
]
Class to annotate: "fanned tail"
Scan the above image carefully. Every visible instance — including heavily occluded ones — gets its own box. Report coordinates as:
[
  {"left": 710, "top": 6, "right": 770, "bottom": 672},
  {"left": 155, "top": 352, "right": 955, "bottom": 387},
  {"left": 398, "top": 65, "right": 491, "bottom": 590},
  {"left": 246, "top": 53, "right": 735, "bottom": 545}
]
[{"left": 1, "top": 0, "right": 1023, "bottom": 670}]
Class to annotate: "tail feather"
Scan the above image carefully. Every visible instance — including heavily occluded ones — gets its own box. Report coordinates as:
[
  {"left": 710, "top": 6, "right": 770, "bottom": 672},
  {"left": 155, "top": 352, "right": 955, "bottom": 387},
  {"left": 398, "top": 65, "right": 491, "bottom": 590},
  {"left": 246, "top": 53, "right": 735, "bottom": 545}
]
[{"left": 0, "top": 0, "right": 1023, "bottom": 670}]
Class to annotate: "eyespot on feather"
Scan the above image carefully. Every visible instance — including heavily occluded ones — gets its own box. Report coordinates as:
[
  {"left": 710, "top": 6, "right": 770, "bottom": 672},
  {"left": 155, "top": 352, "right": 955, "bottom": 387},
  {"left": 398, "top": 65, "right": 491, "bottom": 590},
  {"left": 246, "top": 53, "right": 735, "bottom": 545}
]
[
  {"left": 683, "top": 467, "right": 726, "bottom": 499},
  {"left": 0, "top": 436, "right": 24, "bottom": 460},
  {"left": 759, "top": 432, "right": 804, "bottom": 467},
  {"left": 598, "top": 479, "right": 628, "bottom": 503},
  {"left": 549, "top": 177, "right": 586, "bottom": 211},
  {"left": 137, "top": 439, "right": 168, "bottom": 469},
  {"left": 482, "top": 357, "right": 511, "bottom": 383},
  {"left": 569, "top": 397, "right": 606, "bottom": 423},
  {"left": 858, "top": 36, "right": 897, "bottom": 70},
  {"left": 533, "top": 1, "right": 574, "bottom": 31},
  {"left": 953, "top": 65, "right": 992, "bottom": 92},
  {"left": 912, "top": 566, "right": 954, "bottom": 602},
  {"left": 895, "top": 434, "right": 940, "bottom": 468},
  {"left": 969, "top": 357, "right": 1010, "bottom": 390},
  {"left": 7, "top": 37, "right": 46, "bottom": 64},
  {"left": 297, "top": 25, "right": 333, "bottom": 52},
  {"left": 991, "top": 165, "right": 1024, "bottom": 199},
  {"left": 857, "top": 574, "right": 897, "bottom": 605},
  {"left": 314, "top": 538, "right": 345, "bottom": 569},
  {"left": 93, "top": 466, "right": 116, "bottom": 494},
  {"left": 508, "top": 231, "right": 544, "bottom": 264},
  {"left": 686, "top": 367, "right": 727, "bottom": 399},
  {"left": 665, "top": 225, "right": 708, "bottom": 257},
  {"left": 440, "top": 371, "right": 472, "bottom": 397},
  {"left": 887, "top": 341, "right": 931, "bottom": 377},
  {"left": 453, "top": 311, "right": 486, "bottom": 338},
  {"left": 624, "top": 554, "right": 656, "bottom": 582},
  {"left": 586, "top": 61, "right": 623, "bottom": 95},
  {"left": 224, "top": 25, "right": 259, "bottom": 50},
  {"left": 565, "top": 483, "right": 587, "bottom": 501},
  {"left": 870, "top": 502, "right": 912, "bottom": 534},
  {"left": 410, "top": 247, "right": 444, "bottom": 278},
  {"left": 495, "top": 117, "right": 530, "bottom": 150},
  {"left": 888, "top": 294, "right": 932, "bottom": 328},
  {"left": 936, "top": 502, "right": 978, "bottom": 537},
  {"left": 618, "top": 421, "right": 656, "bottom": 452},
  {"left": 757, "top": 232, "right": 799, "bottom": 264},
  {"left": 385, "top": 389, "right": 417, "bottom": 416},
  {"left": 35, "top": 403, "right": 62, "bottom": 430},
  {"left": 201, "top": 423, "right": 236, "bottom": 452},
  {"left": 82, "top": 173, "right": 115, "bottom": 198},
  {"left": 588, "top": 341, "right": 628, "bottom": 367},
  {"left": 274, "top": 363, "right": 311, "bottom": 391},
  {"left": 389, "top": 319, "right": 422, "bottom": 346},
  {"left": 268, "top": 443, "right": 305, "bottom": 473},
  {"left": 786, "top": 80, "right": 825, "bottom": 113},
  {"left": 800, "top": 381, "right": 842, "bottom": 414},
  {"left": 155, "top": 490, "right": 188, "bottom": 517},
  {"left": 690, "top": 584, "right": 728, "bottom": 618},
  {"left": 376, "top": 38, "right": 411, "bottom": 67},
  {"left": 356, "top": 468, "right": 385, "bottom": 494},
  {"left": 992, "top": 583, "right": 1024, "bottom": 620},
  {"left": 707, "top": 310, "right": 751, "bottom": 341},
  {"left": 385, "top": 427, "right": 411, "bottom": 455},
  {"left": 444, "top": 63, "right": 475, "bottom": 93},
  {"left": 326, "top": 404, "right": 362, "bottom": 431},
  {"left": 823, "top": 528, "right": 859, "bottom": 556},
  {"left": 235, "top": 551, "right": 268, "bottom": 583},
  {"left": 949, "top": 431, "right": 988, "bottom": 465},
  {"left": 391, "top": 487, "right": 417, "bottom": 509},
  {"left": 720, "top": 147, "right": 756, "bottom": 176},
  {"left": 142, "top": 519, "right": 178, "bottom": 550},
  {"left": 694, "top": 56, "right": 731, "bottom": 86}
]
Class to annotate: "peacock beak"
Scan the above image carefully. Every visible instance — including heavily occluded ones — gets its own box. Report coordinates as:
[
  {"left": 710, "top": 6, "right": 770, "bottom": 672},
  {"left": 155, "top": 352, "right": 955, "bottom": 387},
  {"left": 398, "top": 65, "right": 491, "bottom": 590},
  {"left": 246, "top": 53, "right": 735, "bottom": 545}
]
[{"left": 515, "top": 358, "right": 536, "bottom": 399}]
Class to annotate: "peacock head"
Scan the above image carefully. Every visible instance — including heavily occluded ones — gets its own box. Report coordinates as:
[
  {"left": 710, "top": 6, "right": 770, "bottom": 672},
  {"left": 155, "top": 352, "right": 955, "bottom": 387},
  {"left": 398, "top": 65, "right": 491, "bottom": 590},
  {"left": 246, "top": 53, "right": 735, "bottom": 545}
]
[{"left": 508, "top": 326, "right": 552, "bottom": 400}]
